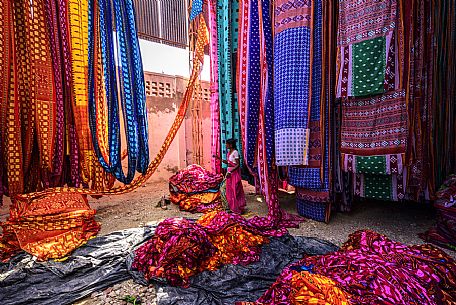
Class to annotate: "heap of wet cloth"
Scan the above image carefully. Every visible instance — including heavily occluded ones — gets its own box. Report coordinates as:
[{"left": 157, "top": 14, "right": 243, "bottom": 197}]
[
  {"left": 421, "top": 174, "right": 456, "bottom": 251},
  {"left": 169, "top": 165, "right": 224, "bottom": 213},
  {"left": 237, "top": 230, "right": 456, "bottom": 305},
  {"left": 132, "top": 211, "right": 273, "bottom": 287}
]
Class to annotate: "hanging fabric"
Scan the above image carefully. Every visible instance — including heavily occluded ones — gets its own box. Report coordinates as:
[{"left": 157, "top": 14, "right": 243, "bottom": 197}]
[
  {"left": 216, "top": 0, "right": 243, "bottom": 169},
  {"left": 15, "top": 14, "right": 210, "bottom": 200},
  {"left": 87, "top": 0, "right": 149, "bottom": 184},
  {"left": 208, "top": 0, "right": 222, "bottom": 174}
]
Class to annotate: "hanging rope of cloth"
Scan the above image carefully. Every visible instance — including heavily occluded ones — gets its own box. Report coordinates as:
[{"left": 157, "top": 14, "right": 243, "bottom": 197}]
[
  {"left": 15, "top": 15, "right": 210, "bottom": 201},
  {"left": 87, "top": 0, "right": 149, "bottom": 184}
]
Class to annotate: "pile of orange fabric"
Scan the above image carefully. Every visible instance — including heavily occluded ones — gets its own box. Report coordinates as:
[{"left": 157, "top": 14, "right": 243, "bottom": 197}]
[
  {"left": 0, "top": 193, "right": 100, "bottom": 261},
  {"left": 169, "top": 165, "right": 224, "bottom": 213}
]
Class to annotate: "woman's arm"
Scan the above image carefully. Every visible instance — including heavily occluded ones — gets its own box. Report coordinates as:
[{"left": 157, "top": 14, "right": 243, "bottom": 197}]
[{"left": 227, "top": 157, "right": 240, "bottom": 175}]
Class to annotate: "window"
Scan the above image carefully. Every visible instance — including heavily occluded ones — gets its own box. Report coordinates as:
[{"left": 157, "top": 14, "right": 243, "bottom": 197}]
[{"left": 132, "top": 0, "right": 188, "bottom": 48}]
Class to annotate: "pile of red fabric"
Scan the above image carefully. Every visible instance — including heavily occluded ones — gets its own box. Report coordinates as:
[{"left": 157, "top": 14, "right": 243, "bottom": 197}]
[
  {"left": 421, "top": 175, "right": 456, "bottom": 251},
  {"left": 238, "top": 230, "right": 456, "bottom": 305},
  {"left": 0, "top": 193, "right": 100, "bottom": 261},
  {"left": 132, "top": 211, "right": 270, "bottom": 287},
  {"left": 169, "top": 165, "right": 224, "bottom": 213}
]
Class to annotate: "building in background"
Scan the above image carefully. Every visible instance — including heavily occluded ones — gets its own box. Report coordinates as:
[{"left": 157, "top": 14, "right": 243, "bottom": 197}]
[{"left": 131, "top": 0, "right": 212, "bottom": 181}]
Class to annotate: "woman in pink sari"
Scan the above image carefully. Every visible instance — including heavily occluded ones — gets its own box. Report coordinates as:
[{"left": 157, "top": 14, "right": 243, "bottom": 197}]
[{"left": 214, "top": 139, "right": 246, "bottom": 214}]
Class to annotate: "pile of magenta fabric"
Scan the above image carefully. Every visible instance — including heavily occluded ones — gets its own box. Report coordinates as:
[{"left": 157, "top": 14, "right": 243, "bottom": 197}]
[
  {"left": 237, "top": 230, "right": 456, "bottom": 305},
  {"left": 168, "top": 165, "right": 224, "bottom": 213},
  {"left": 132, "top": 211, "right": 279, "bottom": 287}
]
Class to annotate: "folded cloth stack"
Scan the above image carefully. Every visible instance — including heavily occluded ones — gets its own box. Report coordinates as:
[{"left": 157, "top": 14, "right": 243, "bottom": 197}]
[
  {"left": 421, "top": 174, "right": 456, "bottom": 251},
  {"left": 238, "top": 230, "right": 456, "bottom": 305},
  {"left": 132, "top": 211, "right": 270, "bottom": 287},
  {"left": 169, "top": 165, "right": 224, "bottom": 213},
  {"left": 0, "top": 193, "right": 100, "bottom": 261}
]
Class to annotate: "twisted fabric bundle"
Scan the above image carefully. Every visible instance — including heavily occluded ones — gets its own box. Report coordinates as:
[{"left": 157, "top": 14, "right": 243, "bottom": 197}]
[{"left": 88, "top": 0, "right": 149, "bottom": 184}]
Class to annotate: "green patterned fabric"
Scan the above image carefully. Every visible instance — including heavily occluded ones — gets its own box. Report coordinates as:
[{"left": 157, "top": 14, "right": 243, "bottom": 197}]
[
  {"left": 356, "top": 156, "right": 387, "bottom": 175},
  {"left": 364, "top": 174, "right": 392, "bottom": 200},
  {"left": 217, "top": 0, "right": 242, "bottom": 169},
  {"left": 352, "top": 36, "right": 386, "bottom": 96}
]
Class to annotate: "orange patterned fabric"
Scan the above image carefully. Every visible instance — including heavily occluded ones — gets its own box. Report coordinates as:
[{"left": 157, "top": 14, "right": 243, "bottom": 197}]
[
  {"left": 0, "top": 193, "right": 100, "bottom": 261},
  {"left": 170, "top": 191, "right": 223, "bottom": 213},
  {"left": 69, "top": 0, "right": 113, "bottom": 190},
  {"left": 197, "top": 211, "right": 269, "bottom": 271}
]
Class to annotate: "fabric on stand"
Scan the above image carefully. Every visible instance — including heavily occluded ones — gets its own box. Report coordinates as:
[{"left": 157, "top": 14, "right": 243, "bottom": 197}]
[{"left": 420, "top": 175, "right": 456, "bottom": 251}]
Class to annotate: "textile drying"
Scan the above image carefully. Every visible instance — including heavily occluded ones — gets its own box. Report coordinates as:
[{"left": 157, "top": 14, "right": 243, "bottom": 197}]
[
  {"left": 421, "top": 175, "right": 456, "bottom": 251},
  {"left": 131, "top": 211, "right": 273, "bottom": 287}
]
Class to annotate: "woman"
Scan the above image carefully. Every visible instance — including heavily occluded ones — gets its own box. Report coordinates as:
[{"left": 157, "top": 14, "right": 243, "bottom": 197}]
[{"left": 214, "top": 139, "right": 246, "bottom": 214}]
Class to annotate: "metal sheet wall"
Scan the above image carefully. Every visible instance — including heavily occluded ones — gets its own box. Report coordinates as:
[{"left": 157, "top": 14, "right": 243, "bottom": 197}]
[{"left": 132, "top": 0, "right": 188, "bottom": 48}]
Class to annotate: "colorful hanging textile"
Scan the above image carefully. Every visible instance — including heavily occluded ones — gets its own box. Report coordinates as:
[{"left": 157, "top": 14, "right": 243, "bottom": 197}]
[
  {"left": 353, "top": 171, "right": 406, "bottom": 201},
  {"left": 14, "top": 15, "right": 210, "bottom": 200},
  {"left": 0, "top": 193, "right": 100, "bottom": 262},
  {"left": 340, "top": 90, "right": 407, "bottom": 156},
  {"left": 342, "top": 154, "right": 405, "bottom": 175},
  {"left": 336, "top": 0, "right": 399, "bottom": 98},
  {"left": 69, "top": 0, "right": 113, "bottom": 191},
  {"left": 88, "top": 0, "right": 149, "bottom": 184},
  {"left": 216, "top": 0, "right": 243, "bottom": 169},
  {"left": 274, "top": 0, "right": 313, "bottom": 166},
  {"left": 132, "top": 212, "right": 271, "bottom": 288},
  {"left": 189, "top": 0, "right": 203, "bottom": 21},
  {"left": 208, "top": 0, "right": 222, "bottom": 174}
]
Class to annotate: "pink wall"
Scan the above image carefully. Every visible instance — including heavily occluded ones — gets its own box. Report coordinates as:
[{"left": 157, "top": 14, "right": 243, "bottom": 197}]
[{"left": 141, "top": 71, "right": 212, "bottom": 182}]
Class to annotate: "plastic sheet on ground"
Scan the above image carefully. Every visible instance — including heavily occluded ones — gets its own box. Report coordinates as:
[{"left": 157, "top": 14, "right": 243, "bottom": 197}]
[
  {"left": 127, "top": 234, "right": 338, "bottom": 305},
  {"left": 0, "top": 226, "right": 156, "bottom": 305}
]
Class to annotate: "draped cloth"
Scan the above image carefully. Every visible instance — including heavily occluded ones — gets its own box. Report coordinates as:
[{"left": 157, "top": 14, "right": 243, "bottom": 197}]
[
  {"left": 235, "top": 0, "right": 302, "bottom": 230},
  {"left": 132, "top": 212, "right": 271, "bottom": 288},
  {"left": 274, "top": 0, "right": 313, "bottom": 166},
  {"left": 88, "top": 0, "right": 149, "bottom": 184},
  {"left": 216, "top": 0, "right": 243, "bottom": 169},
  {"left": 208, "top": 0, "right": 222, "bottom": 174},
  {"left": 239, "top": 230, "right": 456, "bottom": 305},
  {"left": 14, "top": 15, "right": 210, "bottom": 200}
]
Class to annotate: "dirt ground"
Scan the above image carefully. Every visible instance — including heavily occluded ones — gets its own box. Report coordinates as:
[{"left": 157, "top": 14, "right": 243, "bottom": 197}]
[
  {"left": 1, "top": 180, "right": 455, "bottom": 305},
  {"left": 0, "top": 180, "right": 452, "bottom": 252}
]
